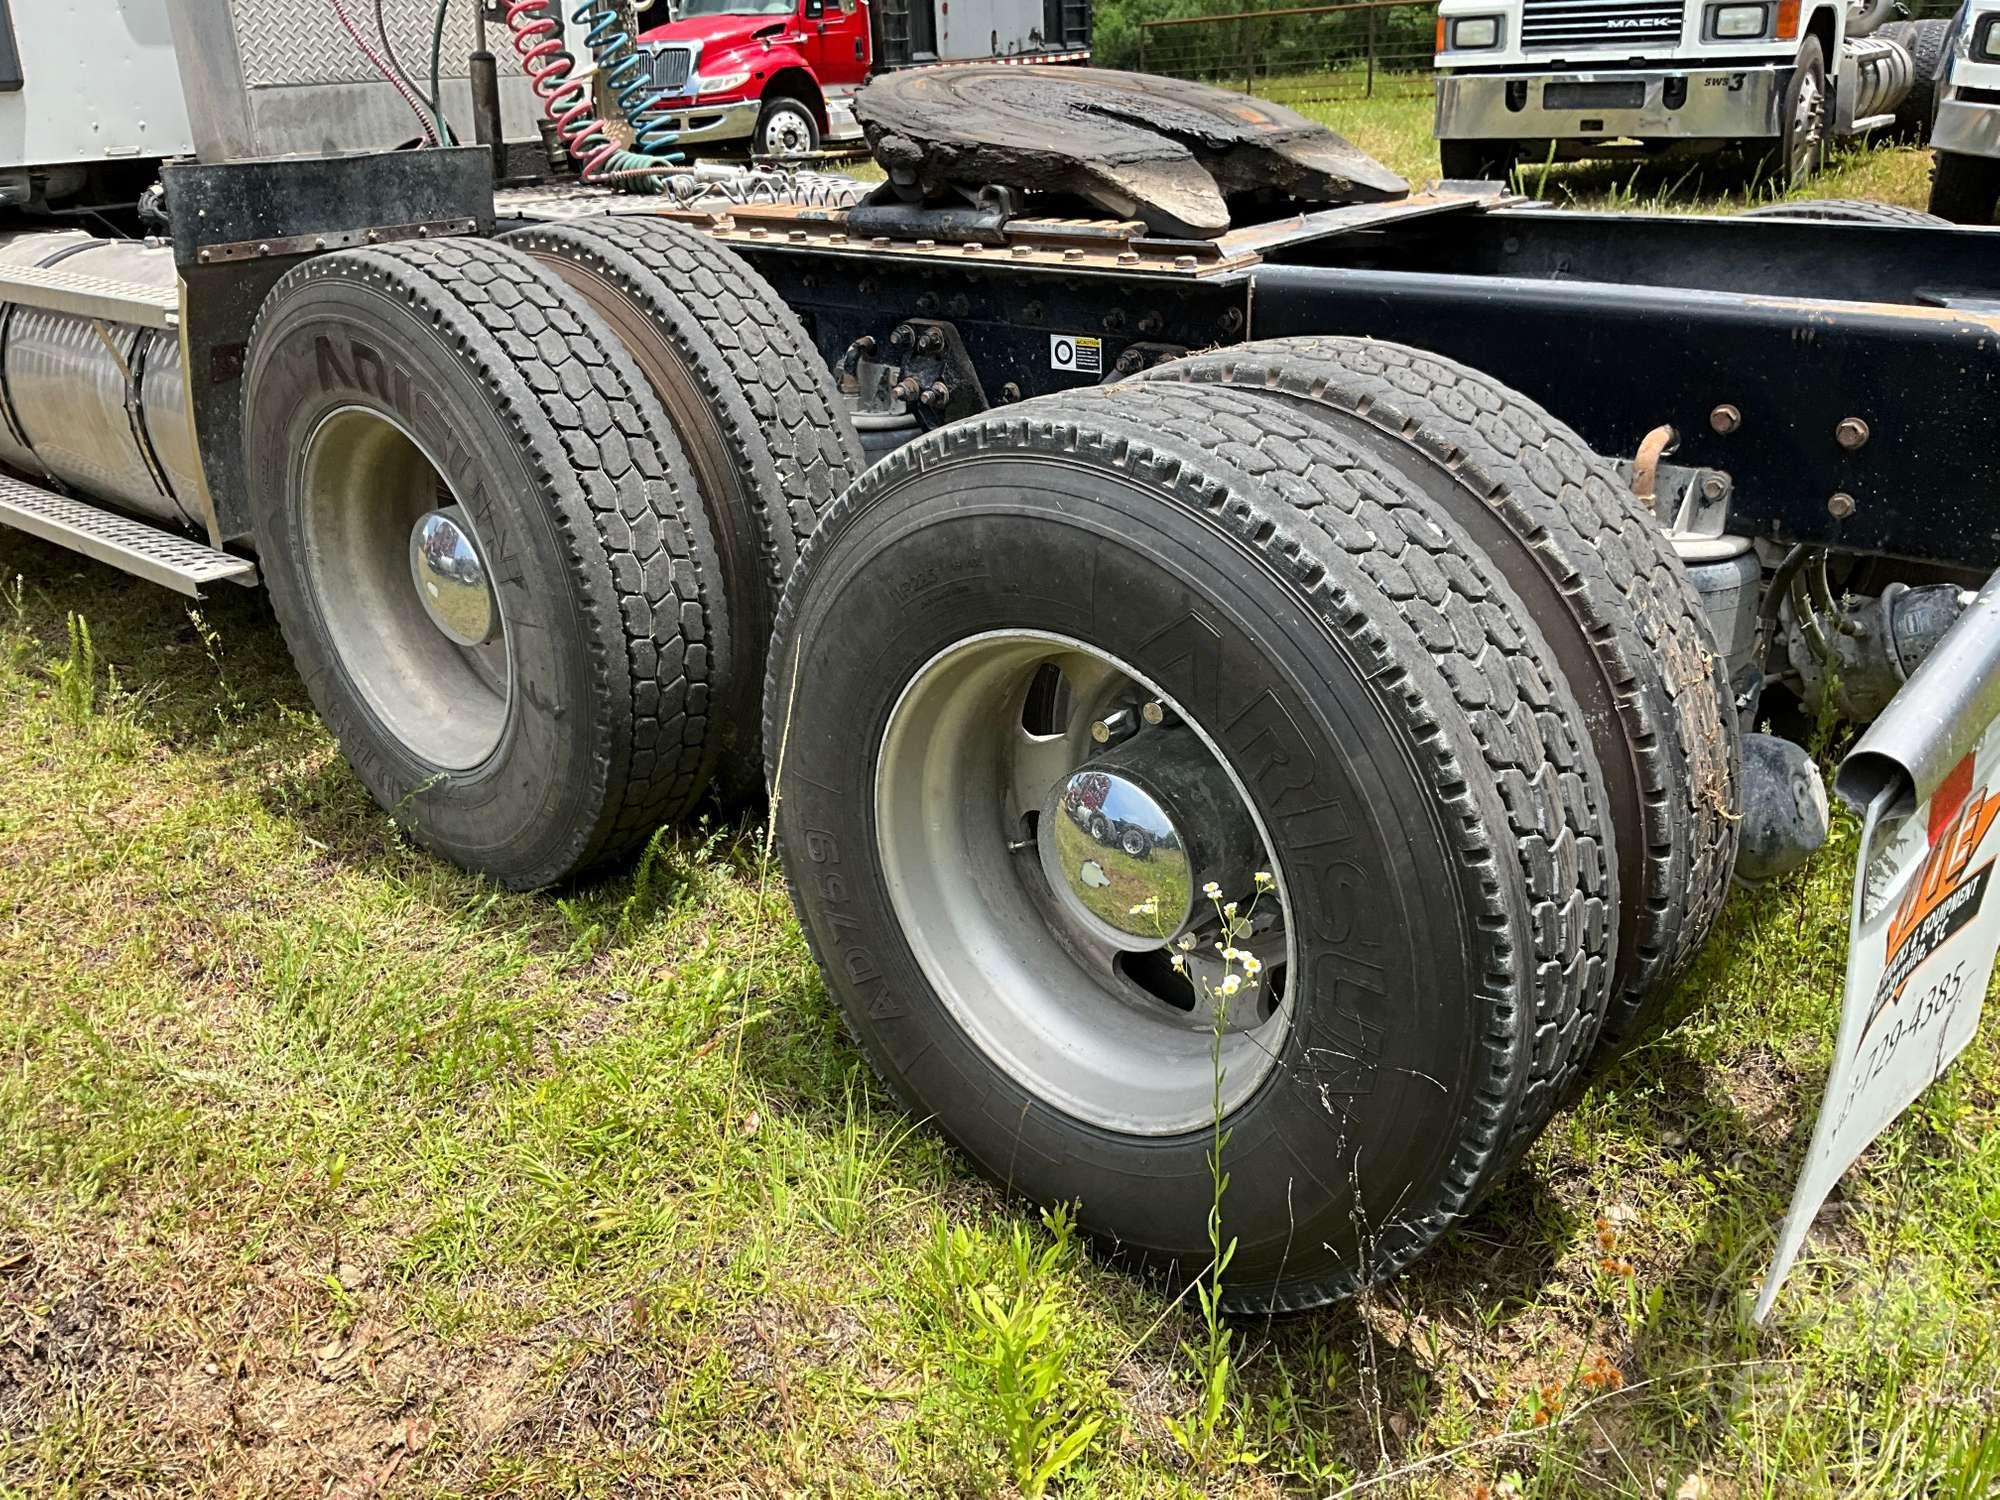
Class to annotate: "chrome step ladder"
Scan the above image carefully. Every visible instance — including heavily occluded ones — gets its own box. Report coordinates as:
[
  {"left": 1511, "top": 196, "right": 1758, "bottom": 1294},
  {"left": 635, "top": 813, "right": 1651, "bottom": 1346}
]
[{"left": 0, "top": 476, "right": 255, "bottom": 598}]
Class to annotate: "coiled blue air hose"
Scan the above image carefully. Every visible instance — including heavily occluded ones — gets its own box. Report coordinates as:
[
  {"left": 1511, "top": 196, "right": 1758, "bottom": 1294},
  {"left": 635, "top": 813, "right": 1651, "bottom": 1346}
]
[{"left": 573, "top": 0, "right": 683, "bottom": 169}]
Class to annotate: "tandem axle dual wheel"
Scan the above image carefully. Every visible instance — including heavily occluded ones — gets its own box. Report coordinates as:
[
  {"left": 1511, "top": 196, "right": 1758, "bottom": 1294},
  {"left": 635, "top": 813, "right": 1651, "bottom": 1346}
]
[
  {"left": 241, "top": 218, "right": 1737, "bottom": 1310},
  {"left": 765, "top": 343, "right": 1738, "bottom": 1313}
]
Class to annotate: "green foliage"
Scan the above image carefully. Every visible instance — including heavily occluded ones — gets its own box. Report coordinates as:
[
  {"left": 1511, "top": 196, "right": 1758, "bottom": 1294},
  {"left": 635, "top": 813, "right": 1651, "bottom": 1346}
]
[
  {"left": 50, "top": 611, "right": 95, "bottom": 725},
  {"left": 930, "top": 1208, "right": 1105, "bottom": 1496}
]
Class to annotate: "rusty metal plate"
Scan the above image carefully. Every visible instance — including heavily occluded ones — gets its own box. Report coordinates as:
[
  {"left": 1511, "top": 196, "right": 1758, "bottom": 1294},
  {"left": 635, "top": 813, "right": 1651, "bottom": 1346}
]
[{"left": 856, "top": 65, "right": 1408, "bottom": 239}]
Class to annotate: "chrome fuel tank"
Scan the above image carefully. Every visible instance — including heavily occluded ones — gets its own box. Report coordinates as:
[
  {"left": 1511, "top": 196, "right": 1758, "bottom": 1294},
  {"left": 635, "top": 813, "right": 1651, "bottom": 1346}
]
[{"left": 0, "top": 231, "right": 201, "bottom": 530}]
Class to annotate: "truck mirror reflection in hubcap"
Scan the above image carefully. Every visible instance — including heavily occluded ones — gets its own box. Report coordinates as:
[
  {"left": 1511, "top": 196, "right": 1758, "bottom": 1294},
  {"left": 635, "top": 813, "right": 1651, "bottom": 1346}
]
[
  {"left": 409, "top": 507, "right": 498, "bottom": 647},
  {"left": 1036, "top": 724, "right": 1262, "bottom": 953},
  {"left": 1041, "top": 769, "right": 1193, "bottom": 945}
]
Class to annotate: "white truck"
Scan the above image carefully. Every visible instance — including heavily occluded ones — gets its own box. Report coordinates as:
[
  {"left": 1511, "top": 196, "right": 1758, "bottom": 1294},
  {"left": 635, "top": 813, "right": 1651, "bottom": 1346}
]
[
  {"left": 1926, "top": 0, "right": 2000, "bottom": 219},
  {"left": 1433, "top": 0, "right": 1931, "bottom": 187}
]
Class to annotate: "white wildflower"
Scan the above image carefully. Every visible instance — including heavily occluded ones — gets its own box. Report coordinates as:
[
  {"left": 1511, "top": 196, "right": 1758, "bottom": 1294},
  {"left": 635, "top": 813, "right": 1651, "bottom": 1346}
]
[
  {"left": 1242, "top": 955, "right": 1262, "bottom": 976},
  {"left": 1254, "top": 870, "right": 1275, "bottom": 890},
  {"left": 1202, "top": 881, "right": 1222, "bottom": 899},
  {"left": 1218, "top": 974, "right": 1243, "bottom": 996}
]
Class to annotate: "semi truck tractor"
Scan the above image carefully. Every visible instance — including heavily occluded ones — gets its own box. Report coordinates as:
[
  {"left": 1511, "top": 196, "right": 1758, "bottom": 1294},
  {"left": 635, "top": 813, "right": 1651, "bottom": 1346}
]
[
  {"left": 635, "top": 0, "right": 1092, "bottom": 157},
  {"left": 3, "top": 0, "right": 2000, "bottom": 1315},
  {"left": 1433, "top": 0, "right": 1934, "bottom": 186},
  {"left": 1925, "top": 0, "right": 2000, "bottom": 219}
]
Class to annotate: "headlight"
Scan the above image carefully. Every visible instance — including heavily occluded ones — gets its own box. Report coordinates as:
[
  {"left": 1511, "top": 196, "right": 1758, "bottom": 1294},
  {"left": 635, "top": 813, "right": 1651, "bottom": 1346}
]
[
  {"left": 697, "top": 68, "right": 752, "bottom": 95},
  {"left": 1976, "top": 15, "right": 2000, "bottom": 61},
  {"left": 1708, "top": 3, "right": 1769, "bottom": 38},
  {"left": 1451, "top": 16, "right": 1502, "bottom": 48}
]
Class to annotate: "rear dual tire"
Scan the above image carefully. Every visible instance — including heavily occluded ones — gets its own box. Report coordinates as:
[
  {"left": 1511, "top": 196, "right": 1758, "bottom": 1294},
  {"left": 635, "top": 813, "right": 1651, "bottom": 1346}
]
[
  {"left": 244, "top": 239, "right": 728, "bottom": 890},
  {"left": 246, "top": 227, "right": 859, "bottom": 887},
  {"left": 769, "top": 344, "right": 1736, "bottom": 1308},
  {"left": 765, "top": 359, "right": 1725, "bottom": 1309}
]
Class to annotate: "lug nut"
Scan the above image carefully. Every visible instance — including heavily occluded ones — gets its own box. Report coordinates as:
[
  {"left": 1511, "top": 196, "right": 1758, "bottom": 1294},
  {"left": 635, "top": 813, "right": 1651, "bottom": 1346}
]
[
  {"left": 919, "top": 381, "right": 951, "bottom": 409},
  {"left": 1828, "top": 491, "right": 1857, "bottom": 519},
  {"left": 890, "top": 323, "right": 915, "bottom": 348},
  {"left": 917, "top": 328, "right": 944, "bottom": 354},
  {"left": 1710, "top": 403, "right": 1742, "bottom": 435},
  {"left": 1700, "top": 472, "right": 1730, "bottom": 503},
  {"left": 1835, "top": 417, "right": 1870, "bottom": 451},
  {"left": 892, "top": 376, "right": 922, "bottom": 403},
  {"left": 1091, "top": 707, "right": 1139, "bottom": 744}
]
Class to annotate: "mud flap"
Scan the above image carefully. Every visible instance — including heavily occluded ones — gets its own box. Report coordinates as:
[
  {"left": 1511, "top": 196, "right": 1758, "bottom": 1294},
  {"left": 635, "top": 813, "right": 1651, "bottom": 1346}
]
[{"left": 1757, "top": 569, "right": 2000, "bottom": 1321}]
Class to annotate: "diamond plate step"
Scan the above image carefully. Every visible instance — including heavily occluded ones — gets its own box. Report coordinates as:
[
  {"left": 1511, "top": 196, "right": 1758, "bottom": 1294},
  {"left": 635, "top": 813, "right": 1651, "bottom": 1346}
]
[
  {"left": 0, "top": 476, "right": 256, "bottom": 597},
  {"left": 0, "top": 263, "right": 179, "bottom": 329}
]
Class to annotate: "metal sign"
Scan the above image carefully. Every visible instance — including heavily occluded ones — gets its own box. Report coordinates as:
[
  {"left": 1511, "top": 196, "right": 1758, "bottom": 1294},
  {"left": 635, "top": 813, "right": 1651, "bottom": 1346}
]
[{"left": 1757, "top": 570, "right": 2000, "bottom": 1322}]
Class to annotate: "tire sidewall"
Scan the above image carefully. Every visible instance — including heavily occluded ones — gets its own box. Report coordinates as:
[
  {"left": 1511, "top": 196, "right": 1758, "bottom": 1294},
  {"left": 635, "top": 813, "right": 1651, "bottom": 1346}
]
[
  {"left": 773, "top": 450, "right": 1498, "bottom": 1290},
  {"left": 245, "top": 277, "right": 610, "bottom": 880}
]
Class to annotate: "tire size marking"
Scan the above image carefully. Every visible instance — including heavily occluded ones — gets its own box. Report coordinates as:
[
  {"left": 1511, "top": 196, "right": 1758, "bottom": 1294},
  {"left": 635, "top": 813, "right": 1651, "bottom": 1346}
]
[
  {"left": 799, "top": 818, "right": 903, "bottom": 1020},
  {"left": 1050, "top": 335, "right": 1102, "bottom": 374}
]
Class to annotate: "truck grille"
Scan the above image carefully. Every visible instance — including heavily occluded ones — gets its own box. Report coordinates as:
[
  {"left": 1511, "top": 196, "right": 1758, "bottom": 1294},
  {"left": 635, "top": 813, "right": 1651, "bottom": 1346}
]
[
  {"left": 1520, "top": 0, "right": 1684, "bottom": 51},
  {"left": 646, "top": 45, "right": 694, "bottom": 95}
]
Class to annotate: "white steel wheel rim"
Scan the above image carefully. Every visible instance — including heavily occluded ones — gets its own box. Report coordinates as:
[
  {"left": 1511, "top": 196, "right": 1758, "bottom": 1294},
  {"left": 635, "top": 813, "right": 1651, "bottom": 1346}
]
[
  {"left": 299, "top": 406, "right": 512, "bottom": 771},
  {"left": 763, "top": 105, "right": 813, "bottom": 155},
  {"left": 873, "top": 629, "right": 1295, "bottom": 1136}
]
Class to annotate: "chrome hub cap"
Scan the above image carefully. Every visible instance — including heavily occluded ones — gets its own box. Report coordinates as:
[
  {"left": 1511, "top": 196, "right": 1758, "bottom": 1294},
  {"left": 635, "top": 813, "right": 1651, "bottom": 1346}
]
[
  {"left": 1042, "top": 768, "right": 1191, "bottom": 946},
  {"left": 409, "top": 507, "right": 497, "bottom": 648},
  {"left": 875, "top": 630, "right": 1293, "bottom": 1134}
]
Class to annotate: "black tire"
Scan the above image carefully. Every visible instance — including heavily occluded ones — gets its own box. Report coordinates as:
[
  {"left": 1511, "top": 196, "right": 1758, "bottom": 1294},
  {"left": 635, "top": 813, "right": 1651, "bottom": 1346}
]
[
  {"left": 1439, "top": 139, "right": 1518, "bottom": 184},
  {"left": 243, "top": 238, "right": 727, "bottom": 889},
  {"left": 1878, "top": 18, "right": 1952, "bottom": 142},
  {"left": 1087, "top": 810, "right": 1112, "bottom": 845},
  {"left": 500, "top": 215, "right": 863, "bottom": 791},
  {"left": 1736, "top": 196, "right": 1951, "bottom": 225},
  {"left": 1762, "top": 38, "right": 1827, "bottom": 190},
  {"left": 1118, "top": 824, "right": 1151, "bottom": 859},
  {"left": 755, "top": 95, "right": 820, "bottom": 158},
  {"left": 1929, "top": 151, "right": 2000, "bottom": 226},
  {"left": 1139, "top": 338, "right": 1738, "bottom": 1053},
  {"left": 766, "top": 382, "right": 1614, "bottom": 1311}
]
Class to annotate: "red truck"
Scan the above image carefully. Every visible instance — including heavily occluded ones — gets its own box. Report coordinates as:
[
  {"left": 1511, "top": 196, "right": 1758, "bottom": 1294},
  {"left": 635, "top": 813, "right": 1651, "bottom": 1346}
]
[{"left": 635, "top": 0, "right": 1091, "bottom": 157}]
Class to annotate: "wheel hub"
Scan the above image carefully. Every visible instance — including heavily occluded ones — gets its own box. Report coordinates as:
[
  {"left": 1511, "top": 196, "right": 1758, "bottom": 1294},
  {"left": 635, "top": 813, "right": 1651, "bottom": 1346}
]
[
  {"left": 1036, "top": 725, "right": 1261, "bottom": 953},
  {"left": 409, "top": 507, "right": 498, "bottom": 647}
]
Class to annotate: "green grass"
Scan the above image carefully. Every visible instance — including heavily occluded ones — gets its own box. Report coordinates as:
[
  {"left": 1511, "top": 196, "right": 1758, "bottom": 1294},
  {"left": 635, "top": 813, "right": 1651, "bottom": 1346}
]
[
  {"left": 4, "top": 525, "right": 1998, "bottom": 1496},
  {"left": 0, "top": 102, "right": 1992, "bottom": 1493},
  {"left": 1267, "top": 79, "right": 1942, "bottom": 214}
]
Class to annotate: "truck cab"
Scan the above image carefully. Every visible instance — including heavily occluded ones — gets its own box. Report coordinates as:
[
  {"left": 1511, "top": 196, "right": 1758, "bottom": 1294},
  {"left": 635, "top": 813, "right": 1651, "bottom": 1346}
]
[
  {"left": 1928, "top": 0, "right": 2000, "bottom": 220},
  {"left": 1433, "top": 0, "right": 1916, "bottom": 187},
  {"left": 637, "top": 0, "right": 1091, "bottom": 158}
]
